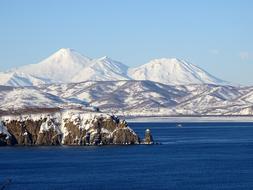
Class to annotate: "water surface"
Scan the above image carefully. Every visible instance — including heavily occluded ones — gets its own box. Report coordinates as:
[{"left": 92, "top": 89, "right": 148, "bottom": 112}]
[{"left": 1, "top": 122, "right": 253, "bottom": 190}]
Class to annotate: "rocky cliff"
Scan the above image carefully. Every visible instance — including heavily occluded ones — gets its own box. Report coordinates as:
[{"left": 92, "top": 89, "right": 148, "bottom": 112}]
[{"left": 0, "top": 110, "right": 140, "bottom": 146}]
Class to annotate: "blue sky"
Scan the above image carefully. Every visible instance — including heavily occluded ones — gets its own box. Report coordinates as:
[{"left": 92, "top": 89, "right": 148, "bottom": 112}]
[{"left": 0, "top": 0, "right": 252, "bottom": 85}]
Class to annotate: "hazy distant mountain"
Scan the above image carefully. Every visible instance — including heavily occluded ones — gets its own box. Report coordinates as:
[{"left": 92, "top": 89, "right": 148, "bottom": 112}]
[{"left": 0, "top": 48, "right": 229, "bottom": 86}]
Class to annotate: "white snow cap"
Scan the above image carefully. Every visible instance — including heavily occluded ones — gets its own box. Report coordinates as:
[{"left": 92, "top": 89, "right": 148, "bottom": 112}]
[
  {"left": 14, "top": 48, "right": 91, "bottom": 82},
  {"left": 128, "top": 58, "right": 227, "bottom": 85},
  {"left": 0, "top": 48, "right": 229, "bottom": 86}
]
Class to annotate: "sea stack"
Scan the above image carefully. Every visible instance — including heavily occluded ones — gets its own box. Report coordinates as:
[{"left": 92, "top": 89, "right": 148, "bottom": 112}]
[{"left": 144, "top": 129, "right": 154, "bottom": 144}]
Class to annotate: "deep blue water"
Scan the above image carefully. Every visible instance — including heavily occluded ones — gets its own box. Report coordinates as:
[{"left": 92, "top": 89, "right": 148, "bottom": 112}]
[{"left": 1, "top": 122, "right": 253, "bottom": 190}]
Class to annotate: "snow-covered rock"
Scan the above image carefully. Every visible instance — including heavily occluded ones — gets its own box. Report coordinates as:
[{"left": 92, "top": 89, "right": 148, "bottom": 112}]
[{"left": 0, "top": 110, "right": 140, "bottom": 146}]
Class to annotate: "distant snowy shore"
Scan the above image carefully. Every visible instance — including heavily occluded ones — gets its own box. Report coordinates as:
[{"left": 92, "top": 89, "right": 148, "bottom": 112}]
[{"left": 126, "top": 116, "right": 253, "bottom": 123}]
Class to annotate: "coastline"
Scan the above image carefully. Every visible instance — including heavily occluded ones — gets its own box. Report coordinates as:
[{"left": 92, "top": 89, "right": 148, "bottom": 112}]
[{"left": 126, "top": 116, "right": 253, "bottom": 123}]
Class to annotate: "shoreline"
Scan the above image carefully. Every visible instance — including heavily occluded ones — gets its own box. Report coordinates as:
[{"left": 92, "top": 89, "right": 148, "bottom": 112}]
[{"left": 126, "top": 116, "right": 253, "bottom": 123}]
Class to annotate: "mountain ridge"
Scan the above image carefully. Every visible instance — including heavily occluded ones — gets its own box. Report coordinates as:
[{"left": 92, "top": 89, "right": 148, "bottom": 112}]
[
  {"left": 0, "top": 48, "right": 229, "bottom": 87},
  {"left": 1, "top": 80, "right": 252, "bottom": 116}
]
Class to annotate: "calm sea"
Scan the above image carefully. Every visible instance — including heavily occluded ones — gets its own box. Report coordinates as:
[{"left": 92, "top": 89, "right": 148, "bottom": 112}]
[{"left": 1, "top": 122, "right": 253, "bottom": 190}]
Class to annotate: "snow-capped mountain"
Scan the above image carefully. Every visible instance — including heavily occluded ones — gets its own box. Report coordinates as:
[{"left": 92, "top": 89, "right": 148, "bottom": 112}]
[
  {"left": 128, "top": 58, "right": 227, "bottom": 85},
  {"left": 72, "top": 56, "right": 130, "bottom": 82},
  {"left": 2, "top": 48, "right": 252, "bottom": 117},
  {"left": 15, "top": 48, "right": 91, "bottom": 82},
  {"left": 0, "top": 48, "right": 230, "bottom": 86},
  {"left": 0, "top": 71, "right": 53, "bottom": 87}
]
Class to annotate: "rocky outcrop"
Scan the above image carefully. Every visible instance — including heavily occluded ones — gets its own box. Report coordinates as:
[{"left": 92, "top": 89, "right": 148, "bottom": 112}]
[
  {"left": 143, "top": 129, "right": 154, "bottom": 144},
  {"left": 0, "top": 111, "right": 141, "bottom": 146},
  {"left": 0, "top": 122, "right": 12, "bottom": 145}
]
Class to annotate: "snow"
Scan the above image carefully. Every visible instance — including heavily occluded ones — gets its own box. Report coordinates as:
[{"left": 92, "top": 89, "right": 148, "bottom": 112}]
[
  {"left": 0, "top": 121, "right": 11, "bottom": 137},
  {"left": 39, "top": 116, "right": 60, "bottom": 133},
  {"left": 37, "top": 80, "right": 253, "bottom": 116},
  {"left": 0, "top": 110, "right": 111, "bottom": 143},
  {"left": 1, "top": 80, "right": 253, "bottom": 117},
  {"left": 0, "top": 48, "right": 231, "bottom": 86},
  {"left": 71, "top": 56, "right": 130, "bottom": 82},
  {"left": 0, "top": 85, "right": 95, "bottom": 112},
  {"left": 0, "top": 71, "right": 52, "bottom": 87},
  {"left": 128, "top": 58, "right": 227, "bottom": 85},
  {"left": 238, "top": 89, "right": 253, "bottom": 103},
  {"left": 0, "top": 48, "right": 253, "bottom": 117},
  {"left": 15, "top": 48, "right": 91, "bottom": 82},
  {"left": 0, "top": 86, "right": 65, "bottom": 111}
]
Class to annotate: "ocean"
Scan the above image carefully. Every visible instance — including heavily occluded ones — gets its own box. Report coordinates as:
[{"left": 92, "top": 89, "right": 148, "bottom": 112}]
[{"left": 1, "top": 122, "right": 253, "bottom": 190}]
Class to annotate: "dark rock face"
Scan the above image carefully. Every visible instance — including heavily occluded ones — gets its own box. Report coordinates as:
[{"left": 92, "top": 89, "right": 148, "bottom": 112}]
[
  {"left": 0, "top": 134, "right": 9, "bottom": 145},
  {"left": 0, "top": 113, "right": 141, "bottom": 146},
  {"left": 63, "top": 116, "right": 140, "bottom": 145},
  {"left": 112, "top": 128, "right": 140, "bottom": 144},
  {"left": 3, "top": 119, "right": 43, "bottom": 145},
  {"left": 36, "top": 129, "right": 62, "bottom": 145},
  {"left": 143, "top": 129, "right": 154, "bottom": 144}
]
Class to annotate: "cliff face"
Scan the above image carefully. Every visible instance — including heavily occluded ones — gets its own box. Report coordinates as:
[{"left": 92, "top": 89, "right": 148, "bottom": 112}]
[{"left": 0, "top": 111, "right": 140, "bottom": 146}]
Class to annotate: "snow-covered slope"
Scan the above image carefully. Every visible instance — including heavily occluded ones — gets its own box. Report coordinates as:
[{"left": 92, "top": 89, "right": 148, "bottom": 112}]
[
  {"left": 0, "top": 71, "right": 53, "bottom": 87},
  {"left": 0, "top": 85, "right": 92, "bottom": 114},
  {"left": 1, "top": 48, "right": 230, "bottom": 86},
  {"left": 0, "top": 80, "right": 253, "bottom": 116},
  {"left": 72, "top": 56, "right": 130, "bottom": 82},
  {"left": 15, "top": 48, "right": 91, "bottom": 82},
  {"left": 38, "top": 81, "right": 253, "bottom": 116},
  {"left": 0, "top": 86, "right": 64, "bottom": 111},
  {"left": 128, "top": 58, "right": 227, "bottom": 85}
]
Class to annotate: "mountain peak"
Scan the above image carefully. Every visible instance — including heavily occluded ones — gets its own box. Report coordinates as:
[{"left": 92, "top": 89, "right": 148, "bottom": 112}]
[
  {"left": 14, "top": 48, "right": 92, "bottom": 82},
  {"left": 57, "top": 48, "right": 76, "bottom": 54},
  {"left": 98, "top": 56, "right": 113, "bottom": 62},
  {"left": 129, "top": 58, "right": 227, "bottom": 85},
  {"left": 53, "top": 48, "right": 90, "bottom": 60},
  {"left": 148, "top": 58, "right": 185, "bottom": 65}
]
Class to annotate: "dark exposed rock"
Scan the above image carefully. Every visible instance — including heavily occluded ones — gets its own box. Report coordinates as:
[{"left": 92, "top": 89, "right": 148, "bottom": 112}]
[
  {"left": 0, "top": 134, "right": 8, "bottom": 146},
  {"left": 63, "top": 121, "right": 86, "bottom": 145},
  {"left": 112, "top": 128, "right": 140, "bottom": 144},
  {"left": 36, "top": 129, "right": 62, "bottom": 145}
]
